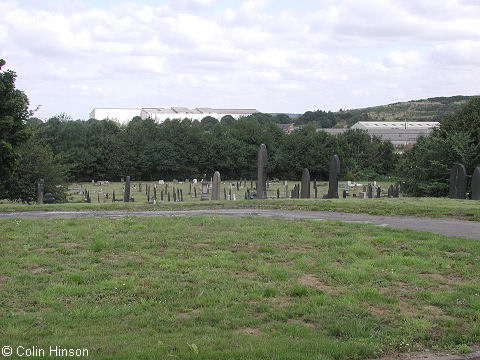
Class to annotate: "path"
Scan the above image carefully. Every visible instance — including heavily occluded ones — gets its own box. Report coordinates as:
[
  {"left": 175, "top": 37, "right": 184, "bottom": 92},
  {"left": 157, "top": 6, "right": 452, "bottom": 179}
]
[{"left": 1, "top": 209, "right": 479, "bottom": 239}]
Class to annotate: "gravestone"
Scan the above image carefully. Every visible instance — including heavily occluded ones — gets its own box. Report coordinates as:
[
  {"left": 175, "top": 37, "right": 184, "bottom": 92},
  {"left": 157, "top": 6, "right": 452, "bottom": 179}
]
[
  {"left": 43, "top": 192, "right": 55, "bottom": 204},
  {"left": 285, "top": 183, "right": 289, "bottom": 198},
  {"left": 449, "top": 164, "right": 467, "bottom": 199},
  {"left": 367, "top": 184, "right": 373, "bottom": 198},
  {"left": 124, "top": 176, "right": 131, "bottom": 202},
  {"left": 342, "top": 190, "right": 347, "bottom": 198},
  {"left": 325, "top": 154, "right": 340, "bottom": 199},
  {"left": 200, "top": 174, "right": 209, "bottom": 201},
  {"left": 257, "top": 144, "right": 268, "bottom": 199},
  {"left": 277, "top": 189, "right": 280, "bottom": 198},
  {"left": 300, "top": 168, "right": 311, "bottom": 198},
  {"left": 37, "top": 179, "right": 44, "bottom": 204},
  {"left": 388, "top": 185, "right": 393, "bottom": 198},
  {"left": 472, "top": 166, "right": 480, "bottom": 200},
  {"left": 376, "top": 187, "right": 381, "bottom": 198},
  {"left": 212, "top": 171, "right": 221, "bottom": 200}
]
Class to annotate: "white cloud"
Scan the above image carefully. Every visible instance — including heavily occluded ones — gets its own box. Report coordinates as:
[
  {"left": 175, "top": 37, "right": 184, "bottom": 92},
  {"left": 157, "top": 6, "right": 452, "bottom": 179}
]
[{"left": 1, "top": 0, "right": 480, "bottom": 118}]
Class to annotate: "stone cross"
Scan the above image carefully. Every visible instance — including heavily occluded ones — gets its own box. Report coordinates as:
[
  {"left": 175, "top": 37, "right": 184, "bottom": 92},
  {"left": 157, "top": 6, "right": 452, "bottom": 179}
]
[
  {"left": 300, "top": 168, "right": 310, "bottom": 198},
  {"left": 212, "top": 171, "right": 221, "bottom": 200},
  {"left": 449, "top": 164, "right": 467, "bottom": 199},
  {"left": 325, "top": 154, "right": 340, "bottom": 198},
  {"left": 257, "top": 144, "right": 268, "bottom": 199},
  {"left": 124, "top": 176, "right": 131, "bottom": 202},
  {"left": 472, "top": 166, "right": 480, "bottom": 200}
]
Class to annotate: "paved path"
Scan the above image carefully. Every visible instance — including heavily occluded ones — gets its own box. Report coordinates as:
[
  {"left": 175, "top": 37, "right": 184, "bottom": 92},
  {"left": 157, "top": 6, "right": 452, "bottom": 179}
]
[{"left": 1, "top": 209, "right": 479, "bottom": 239}]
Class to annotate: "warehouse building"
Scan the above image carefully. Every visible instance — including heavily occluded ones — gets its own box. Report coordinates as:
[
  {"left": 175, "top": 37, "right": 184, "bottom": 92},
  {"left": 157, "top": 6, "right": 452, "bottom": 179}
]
[
  {"left": 321, "top": 121, "right": 440, "bottom": 148},
  {"left": 89, "top": 107, "right": 259, "bottom": 124}
]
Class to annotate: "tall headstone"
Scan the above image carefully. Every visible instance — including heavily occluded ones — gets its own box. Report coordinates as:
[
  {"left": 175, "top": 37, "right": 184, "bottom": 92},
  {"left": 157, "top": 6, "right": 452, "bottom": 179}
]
[
  {"left": 367, "top": 184, "right": 373, "bottom": 198},
  {"left": 257, "top": 144, "right": 267, "bottom": 199},
  {"left": 449, "top": 164, "right": 467, "bottom": 199},
  {"left": 325, "top": 154, "right": 340, "bottom": 199},
  {"left": 37, "top": 179, "right": 44, "bottom": 204},
  {"left": 212, "top": 171, "right": 221, "bottom": 200},
  {"left": 201, "top": 174, "right": 209, "bottom": 201},
  {"left": 376, "top": 187, "right": 381, "bottom": 198},
  {"left": 472, "top": 166, "right": 480, "bottom": 201},
  {"left": 388, "top": 185, "right": 394, "bottom": 198},
  {"left": 124, "top": 176, "right": 130, "bottom": 202},
  {"left": 300, "top": 168, "right": 311, "bottom": 199}
]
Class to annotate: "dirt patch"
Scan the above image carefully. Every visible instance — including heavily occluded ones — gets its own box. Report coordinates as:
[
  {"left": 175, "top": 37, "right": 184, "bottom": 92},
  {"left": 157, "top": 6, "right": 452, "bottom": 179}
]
[
  {"left": 62, "top": 242, "right": 79, "bottom": 248},
  {"left": 299, "top": 274, "right": 337, "bottom": 294},
  {"left": 236, "top": 271, "right": 258, "bottom": 278},
  {"left": 177, "top": 310, "right": 200, "bottom": 319},
  {"left": 398, "top": 303, "right": 418, "bottom": 317},
  {"left": 193, "top": 243, "right": 210, "bottom": 248},
  {"left": 234, "top": 328, "right": 262, "bottom": 335}
]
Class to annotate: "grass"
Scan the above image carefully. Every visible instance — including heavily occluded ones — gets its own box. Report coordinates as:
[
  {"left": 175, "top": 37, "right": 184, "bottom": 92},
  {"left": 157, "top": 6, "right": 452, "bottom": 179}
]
[{"left": 1, "top": 216, "right": 479, "bottom": 359}]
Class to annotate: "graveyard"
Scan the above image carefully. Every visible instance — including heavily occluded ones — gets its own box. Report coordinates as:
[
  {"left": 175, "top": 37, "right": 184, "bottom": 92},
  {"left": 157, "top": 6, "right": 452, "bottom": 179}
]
[{"left": 1, "top": 149, "right": 480, "bottom": 359}]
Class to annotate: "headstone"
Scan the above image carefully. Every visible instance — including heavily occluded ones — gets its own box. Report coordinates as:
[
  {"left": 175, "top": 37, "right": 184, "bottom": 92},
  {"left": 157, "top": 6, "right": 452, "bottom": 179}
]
[
  {"left": 168, "top": 192, "right": 170, "bottom": 202},
  {"left": 153, "top": 186, "right": 157, "bottom": 200},
  {"left": 159, "top": 180, "right": 164, "bottom": 185},
  {"left": 180, "top": 190, "right": 183, "bottom": 202},
  {"left": 224, "top": 187, "right": 227, "bottom": 200},
  {"left": 449, "top": 163, "right": 467, "bottom": 199},
  {"left": 139, "top": 183, "right": 142, "bottom": 192},
  {"left": 123, "top": 176, "right": 131, "bottom": 202},
  {"left": 285, "top": 183, "right": 289, "bottom": 198},
  {"left": 201, "top": 174, "right": 209, "bottom": 201},
  {"left": 229, "top": 188, "right": 232, "bottom": 200},
  {"left": 315, "top": 186, "right": 318, "bottom": 199},
  {"left": 257, "top": 144, "right": 268, "bottom": 199},
  {"left": 212, "top": 171, "right": 221, "bottom": 200},
  {"left": 173, "top": 179, "right": 178, "bottom": 185},
  {"left": 37, "top": 179, "right": 44, "bottom": 204},
  {"left": 173, "top": 191, "right": 176, "bottom": 202},
  {"left": 43, "top": 192, "right": 55, "bottom": 204},
  {"left": 388, "top": 185, "right": 393, "bottom": 198},
  {"left": 92, "top": 179, "right": 94, "bottom": 186},
  {"left": 325, "top": 154, "right": 340, "bottom": 199},
  {"left": 112, "top": 190, "right": 115, "bottom": 202},
  {"left": 194, "top": 187, "right": 197, "bottom": 198},
  {"left": 376, "top": 187, "right": 381, "bottom": 198},
  {"left": 189, "top": 183, "right": 192, "bottom": 195},
  {"left": 192, "top": 179, "right": 197, "bottom": 184},
  {"left": 301, "top": 168, "right": 311, "bottom": 199},
  {"left": 147, "top": 185, "right": 150, "bottom": 203},
  {"left": 472, "top": 166, "right": 480, "bottom": 200},
  {"left": 358, "top": 192, "right": 367, "bottom": 199},
  {"left": 277, "top": 189, "right": 280, "bottom": 198},
  {"left": 342, "top": 190, "right": 347, "bottom": 198},
  {"left": 161, "top": 190, "right": 164, "bottom": 201},
  {"left": 367, "top": 184, "right": 373, "bottom": 198}
]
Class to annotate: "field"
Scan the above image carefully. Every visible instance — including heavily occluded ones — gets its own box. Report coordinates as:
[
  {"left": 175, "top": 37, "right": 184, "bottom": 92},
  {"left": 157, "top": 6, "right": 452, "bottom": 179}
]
[{"left": 1, "top": 216, "right": 479, "bottom": 359}]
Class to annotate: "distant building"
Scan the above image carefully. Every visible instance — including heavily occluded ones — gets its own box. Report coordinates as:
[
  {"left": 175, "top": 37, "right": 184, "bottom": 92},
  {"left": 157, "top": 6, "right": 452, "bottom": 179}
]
[
  {"left": 89, "top": 108, "right": 142, "bottom": 124},
  {"left": 319, "top": 121, "right": 440, "bottom": 148},
  {"left": 89, "top": 107, "right": 259, "bottom": 124}
]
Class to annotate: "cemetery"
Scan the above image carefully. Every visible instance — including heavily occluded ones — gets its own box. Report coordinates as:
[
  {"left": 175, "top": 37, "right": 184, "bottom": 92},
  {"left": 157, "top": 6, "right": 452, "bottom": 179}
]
[{"left": 1, "top": 60, "right": 480, "bottom": 359}]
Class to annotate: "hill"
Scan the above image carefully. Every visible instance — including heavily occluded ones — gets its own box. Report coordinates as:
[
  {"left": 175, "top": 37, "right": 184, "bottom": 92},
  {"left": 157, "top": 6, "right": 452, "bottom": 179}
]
[{"left": 295, "top": 95, "right": 477, "bottom": 128}]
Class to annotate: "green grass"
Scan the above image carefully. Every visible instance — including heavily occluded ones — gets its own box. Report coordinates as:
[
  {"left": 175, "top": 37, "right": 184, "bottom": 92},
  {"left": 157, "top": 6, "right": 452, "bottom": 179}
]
[{"left": 1, "top": 216, "right": 479, "bottom": 359}]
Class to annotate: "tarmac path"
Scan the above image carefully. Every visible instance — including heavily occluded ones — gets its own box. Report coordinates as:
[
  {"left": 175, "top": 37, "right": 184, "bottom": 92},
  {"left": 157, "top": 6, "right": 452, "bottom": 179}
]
[{"left": 1, "top": 209, "right": 479, "bottom": 239}]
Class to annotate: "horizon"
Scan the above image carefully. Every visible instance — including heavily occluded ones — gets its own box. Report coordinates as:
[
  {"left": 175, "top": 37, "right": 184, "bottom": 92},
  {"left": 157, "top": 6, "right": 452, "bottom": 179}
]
[{"left": 1, "top": 0, "right": 480, "bottom": 120}]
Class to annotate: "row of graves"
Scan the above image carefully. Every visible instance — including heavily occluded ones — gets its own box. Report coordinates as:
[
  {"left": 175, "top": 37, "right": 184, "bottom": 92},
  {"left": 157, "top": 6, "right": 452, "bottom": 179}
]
[{"left": 38, "top": 144, "right": 480, "bottom": 204}]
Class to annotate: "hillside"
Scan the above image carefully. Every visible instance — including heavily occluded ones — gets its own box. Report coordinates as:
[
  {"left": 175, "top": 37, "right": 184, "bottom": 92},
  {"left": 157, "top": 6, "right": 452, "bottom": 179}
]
[{"left": 296, "top": 95, "right": 477, "bottom": 128}]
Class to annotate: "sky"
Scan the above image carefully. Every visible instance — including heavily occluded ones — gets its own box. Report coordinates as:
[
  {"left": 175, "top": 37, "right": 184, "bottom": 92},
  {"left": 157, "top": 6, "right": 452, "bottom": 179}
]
[{"left": 1, "top": 0, "right": 480, "bottom": 120}]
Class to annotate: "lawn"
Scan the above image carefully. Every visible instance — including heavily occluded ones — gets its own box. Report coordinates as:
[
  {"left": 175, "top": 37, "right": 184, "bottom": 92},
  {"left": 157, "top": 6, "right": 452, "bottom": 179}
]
[{"left": 1, "top": 216, "right": 479, "bottom": 359}]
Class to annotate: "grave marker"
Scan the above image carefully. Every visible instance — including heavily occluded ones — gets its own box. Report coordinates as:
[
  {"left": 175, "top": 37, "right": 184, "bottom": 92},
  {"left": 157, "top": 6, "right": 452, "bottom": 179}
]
[
  {"left": 325, "top": 154, "right": 340, "bottom": 198},
  {"left": 449, "top": 164, "right": 467, "bottom": 199},
  {"left": 257, "top": 144, "right": 267, "bottom": 199},
  {"left": 472, "top": 166, "right": 480, "bottom": 200},
  {"left": 300, "top": 168, "right": 311, "bottom": 198}
]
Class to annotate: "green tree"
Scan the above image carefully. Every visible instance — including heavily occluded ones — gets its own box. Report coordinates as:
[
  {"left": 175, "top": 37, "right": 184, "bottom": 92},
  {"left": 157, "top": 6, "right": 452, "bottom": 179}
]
[
  {"left": 6, "top": 137, "right": 68, "bottom": 203},
  {"left": 0, "top": 59, "right": 31, "bottom": 196}
]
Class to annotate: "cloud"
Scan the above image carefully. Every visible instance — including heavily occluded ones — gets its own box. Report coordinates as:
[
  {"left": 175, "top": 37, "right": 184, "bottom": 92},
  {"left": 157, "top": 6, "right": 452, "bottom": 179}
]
[{"left": 1, "top": 0, "right": 480, "bottom": 119}]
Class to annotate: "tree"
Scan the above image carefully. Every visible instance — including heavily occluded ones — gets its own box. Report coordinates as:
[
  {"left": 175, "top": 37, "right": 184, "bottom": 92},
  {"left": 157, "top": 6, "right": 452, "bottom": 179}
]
[
  {"left": 5, "top": 137, "right": 68, "bottom": 203},
  {"left": 0, "top": 59, "right": 31, "bottom": 196}
]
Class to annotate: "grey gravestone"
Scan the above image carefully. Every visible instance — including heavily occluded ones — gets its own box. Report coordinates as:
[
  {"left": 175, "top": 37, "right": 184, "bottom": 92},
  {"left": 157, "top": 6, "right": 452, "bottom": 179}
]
[
  {"left": 367, "top": 184, "right": 373, "bottom": 198},
  {"left": 388, "top": 185, "right": 393, "bottom": 198},
  {"left": 124, "top": 176, "right": 130, "bottom": 202},
  {"left": 201, "top": 174, "right": 209, "bottom": 201},
  {"left": 257, "top": 144, "right": 267, "bottom": 199},
  {"left": 472, "top": 166, "right": 480, "bottom": 200},
  {"left": 43, "top": 192, "right": 55, "bottom": 204},
  {"left": 376, "top": 187, "right": 381, "bottom": 198},
  {"left": 301, "top": 168, "right": 310, "bottom": 198},
  {"left": 37, "top": 179, "right": 44, "bottom": 204},
  {"left": 212, "top": 171, "right": 221, "bottom": 200},
  {"left": 325, "top": 155, "right": 340, "bottom": 199},
  {"left": 449, "top": 164, "right": 467, "bottom": 199}
]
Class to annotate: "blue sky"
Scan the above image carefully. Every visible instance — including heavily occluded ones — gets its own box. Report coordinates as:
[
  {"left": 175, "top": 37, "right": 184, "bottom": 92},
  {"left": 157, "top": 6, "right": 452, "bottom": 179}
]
[{"left": 1, "top": 0, "right": 480, "bottom": 120}]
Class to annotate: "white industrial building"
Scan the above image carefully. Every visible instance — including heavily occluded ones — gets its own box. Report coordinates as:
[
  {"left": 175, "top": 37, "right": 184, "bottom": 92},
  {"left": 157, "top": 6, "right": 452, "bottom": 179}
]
[
  {"left": 89, "top": 107, "right": 259, "bottom": 124},
  {"left": 321, "top": 121, "right": 440, "bottom": 148}
]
